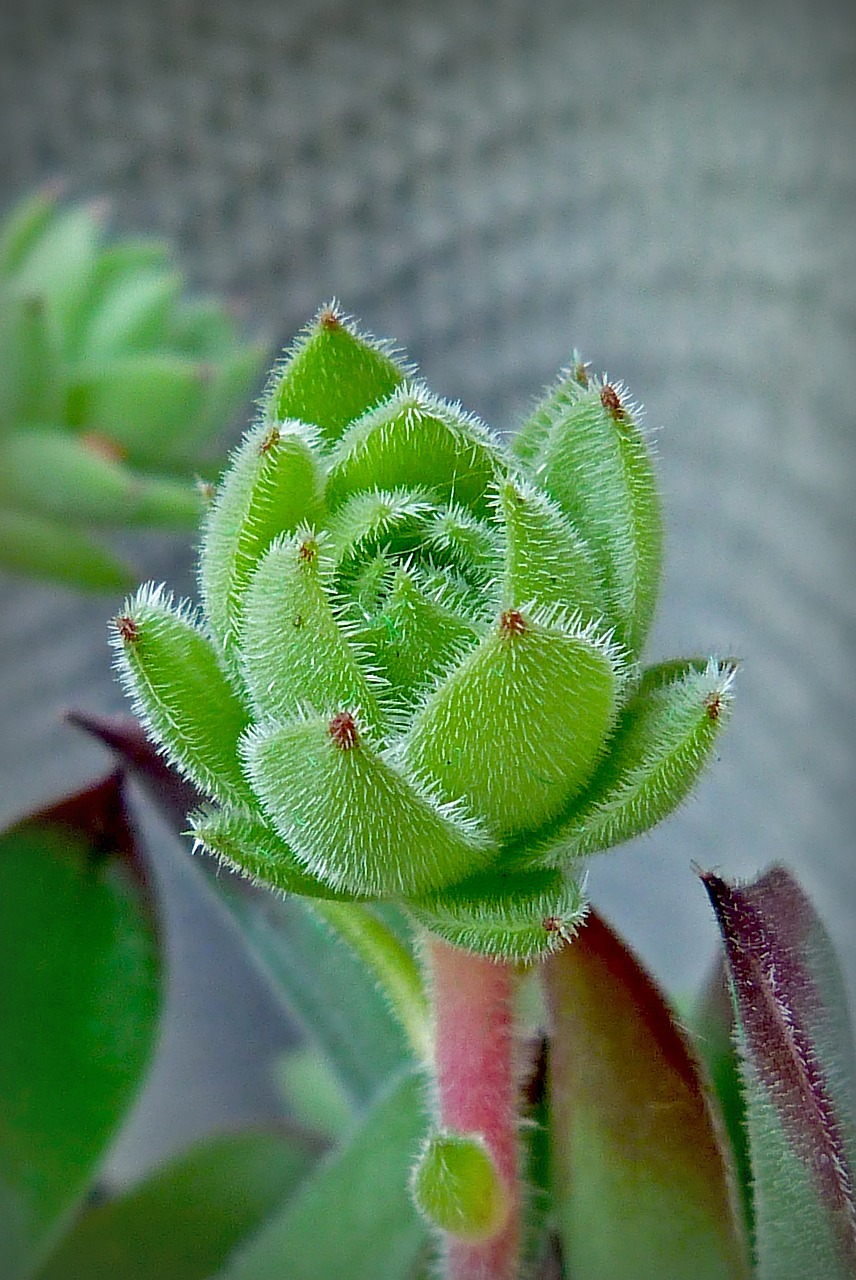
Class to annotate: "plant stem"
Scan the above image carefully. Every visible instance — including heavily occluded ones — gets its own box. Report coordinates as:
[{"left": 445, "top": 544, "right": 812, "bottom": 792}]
[{"left": 425, "top": 933, "right": 521, "bottom": 1280}]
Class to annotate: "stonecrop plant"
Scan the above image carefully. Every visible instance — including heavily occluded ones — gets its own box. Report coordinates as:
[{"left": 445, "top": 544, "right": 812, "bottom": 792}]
[
  {"left": 0, "top": 190, "right": 266, "bottom": 589},
  {"left": 111, "top": 304, "right": 738, "bottom": 1279}
]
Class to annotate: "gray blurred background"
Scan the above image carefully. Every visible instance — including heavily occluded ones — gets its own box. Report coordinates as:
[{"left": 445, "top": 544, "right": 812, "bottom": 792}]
[{"left": 1, "top": 0, "right": 854, "bottom": 1178}]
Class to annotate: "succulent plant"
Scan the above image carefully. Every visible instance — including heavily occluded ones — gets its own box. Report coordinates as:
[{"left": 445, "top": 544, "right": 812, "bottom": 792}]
[
  {"left": 110, "top": 302, "right": 734, "bottom": 958},
  {"left": 0, "top": 189, "right": 267, "bottom": 589}
]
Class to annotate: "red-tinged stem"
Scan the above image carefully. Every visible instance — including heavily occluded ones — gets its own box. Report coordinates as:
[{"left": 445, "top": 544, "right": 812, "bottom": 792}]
[{"left": 425, "top": 934, "right": 521, "bottom": 1280}]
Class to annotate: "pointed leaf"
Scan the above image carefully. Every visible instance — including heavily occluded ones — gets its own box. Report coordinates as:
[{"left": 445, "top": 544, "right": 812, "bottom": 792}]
[
  {"left": 403, "top": 609, "right": 624, "bottom": 839},
  {"left": 545, "top": 909, "right": 750, "bottom": 1280},
  {"left": 35, "top": 1125, "right": 321, "bottom": 1280},
  {"left": 324, "top": 384, "right": 501, "bottom": 515},
  {"left": 534, "top": 657, "right": 736, "bottom": 863},
  {"left": 66, "top": 355, "right": 209, "bottom": 464},
  {"left": 199, "top": 423, "right": 323, "bottom": 656},
  {"left": 498, "top": 475, "right": 606, "bottom": 622},
  {"left": 267, "top": 304, "right": 406, "bottom": 446},
  {"left": 10, "top": 200, "right": 102, "bottom": 346},
  {"left": 411, "top": 866, "right": 587, "bottom": 962},
  {"left": 0, "top": 774, "right": 162, "bottom": 1280},
  {"left": 81, "top": 268, "right": 182, "bottom": 359},
  {"left": 216, "top": 1070, "right": 428, "bottom": 1280},
  {"left": 188, "top": 803, "right": 358, "bottom": 900},
  {"left": 239, "top": 531, "right": 385, "bottom": 738},
  {"left": 702, "top": 866, "right": 856, "bottom": 1279},
  {"left": 0, "top": 429, "right": 201, "bottom": 526},
  {"left": 242, "top": 712, "right": 491, "bottom": 897},
  {"left": 109, "top": 584, "right": 254, "bottom": 807},
  {"left": 533, "top": 379, "right": 661, "bottom": 656},
  {"left": 0, "top": 190, "right": 59, "bottom": 277}
]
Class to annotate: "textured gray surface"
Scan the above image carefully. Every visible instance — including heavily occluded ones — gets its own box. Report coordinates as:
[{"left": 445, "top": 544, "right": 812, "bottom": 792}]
[{"left": 1, "top": 0, "right": 855, "bottom": 1174}]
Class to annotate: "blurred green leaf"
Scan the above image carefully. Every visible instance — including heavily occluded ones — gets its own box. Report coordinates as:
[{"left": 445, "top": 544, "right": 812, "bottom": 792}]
[
  {"left": 703, "top": 866, "right": 856, "bottom": 1280},
  {"left": 545, "top": 909, "right": 750, "bottom": 1280},
  {"left": 217, "top": 1070, "right": 428, "bottom": 1280},
  {"left": 36, "top": 1125, "right": 322, "bottom": 1280},
  {"left": 0, "top": 773, "right": 163, "bottom": 1280},
  {"left": 0, "top": 506, "right": 132, "bottom": 590}
]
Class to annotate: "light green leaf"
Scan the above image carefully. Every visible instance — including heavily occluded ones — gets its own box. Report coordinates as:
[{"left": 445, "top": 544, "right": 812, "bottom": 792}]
[
  {"left": 266, "top": 304, "right": 406, "bottom": 446},
  {"left": 403, "top": 609, "right": 623, "bottom": 839},
  {"left": 533, "top": 657, "right": 736, "bottom": 864},
  {"left": 217, "top": 1071, "right": 428, "bottom": 1280},
  {"left": 242, "top": 713, "right": 492, "bottom": 897},
  {"left": 109, "top": 584, "right": 254, "bottom": 807},
  {"left": 0, "top": 774, "right": 162, "bottom": 1280}
]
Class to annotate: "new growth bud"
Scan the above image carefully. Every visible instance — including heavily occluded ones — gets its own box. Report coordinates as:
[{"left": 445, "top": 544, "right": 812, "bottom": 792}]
[{"left": 113, "top": 303, "right": 733, "bottom": 961}]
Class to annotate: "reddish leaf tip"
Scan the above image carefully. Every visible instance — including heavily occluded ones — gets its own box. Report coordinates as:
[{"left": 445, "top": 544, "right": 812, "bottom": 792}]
[
  {"left": 328, "top": 711, "right": 359, "bottom": 750},
  {"left": 600, "top": 383, "right": 625, "bottom": 420},
  {"left": 499, "top": 608, "right": 528, "bottom": 638},
  {"left": 114, "top": 614, "right": 139, "bottom": 644},
  {"left": 258, "top": 426, "right": 281, "bottom": 455}
]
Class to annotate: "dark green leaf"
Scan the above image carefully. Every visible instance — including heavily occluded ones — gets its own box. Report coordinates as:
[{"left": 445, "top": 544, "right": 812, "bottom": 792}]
[
  {"left": 0, "top": 773, "right": 162, "bottom": 1280},
  {"left": 36, "top": 1125, "right": 322, "bottom": 1280}
]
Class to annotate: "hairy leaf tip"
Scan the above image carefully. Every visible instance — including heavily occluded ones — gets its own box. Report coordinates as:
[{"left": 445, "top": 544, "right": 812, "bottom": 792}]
[
  {"left": 328, "top": 710, "right": 359, "bottom": 750},
  {"left": 318, "top": 306, "right": 342, "bottom": 331},
  {"left": 599, "top": 382, "right": 625, "bottom": 420},
  {"left": 499, "top": 608, "right": 528, "bottom": 638},
  {"left": 114, "top": 614, "right": 138, "bottom": 644},
  {"left": 258, "top": 426, "right": 281, "bottom": 455}
]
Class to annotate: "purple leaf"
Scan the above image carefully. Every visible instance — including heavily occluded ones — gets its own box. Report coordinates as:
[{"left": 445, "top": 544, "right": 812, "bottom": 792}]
[{"left": 702, "top": 865, "right": 856, "bottom": 1278}]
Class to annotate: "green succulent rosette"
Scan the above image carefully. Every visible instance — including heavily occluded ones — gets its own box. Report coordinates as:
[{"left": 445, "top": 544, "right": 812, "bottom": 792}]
[
  {"left": 0, "top": 189, "right": 267, "bottom": 589},
  {"left": 112, "top": 304, "right": 734, "bottom": 961}
]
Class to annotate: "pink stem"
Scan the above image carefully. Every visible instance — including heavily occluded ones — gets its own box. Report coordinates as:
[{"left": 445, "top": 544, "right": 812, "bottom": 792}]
[{"left": 425, "top": 934, "right": 521, "bottom": 1280}]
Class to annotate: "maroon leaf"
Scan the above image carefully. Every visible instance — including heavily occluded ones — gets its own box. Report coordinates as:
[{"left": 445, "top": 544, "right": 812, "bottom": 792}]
[{"left": 702, "top": 865, "right": 856, "bottom": 1276}]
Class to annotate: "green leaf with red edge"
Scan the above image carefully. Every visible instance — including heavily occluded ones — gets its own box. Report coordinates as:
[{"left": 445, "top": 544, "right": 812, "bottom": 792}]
[
  {"left": 702, "top": 865, "right": 856, "bottom": 1280},
  {"left": 35, "top": 1125, "right": 323, "bottom": 1280},
  {"left": 0, "top": 772, "right": 162, "bottom": 1280},
  {"left": 544, "top": 908, "right": 750, "bottom": 1280}
]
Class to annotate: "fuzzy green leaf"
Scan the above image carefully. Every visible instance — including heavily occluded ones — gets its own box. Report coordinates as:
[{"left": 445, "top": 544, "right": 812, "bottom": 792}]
[
  {"left": 411, "top": 1131, "right": 509, "bottom": 1241},
  {"left": 216, "top": 1070, "right": 427, "bottom": 1280},
  {"left": 188, "top": 803, "right": 359, "bottom": 900},
  {"left": 0, "top": 774, "right": 162, "bottom": 1280},
  {"left": 533, "top": 657, "right": 736, "bottom": 864},
  {"left": 0, "top": 505, "right": 132, "bottom": 590},
  {"left": 358, "top": 567, "right": 480, "bottom": 714},
  {"left": 324, "top": 384, "right": 501, "bottom": 515},
  {"left": 403, "top": 610, "right": 623, "bottom": 838},
  {"left": 199, "top": 423, "right": 323, "bottom": 656},
  {"left": 702, "top": 866, "right": 856, "bottom": 1280},
  {"left": 545, "top": 909, "right": 750, "bottom": 1280},
  {"left": 532, "top": 379, "right": 661, "bottom": 656},
  {"left": 239, "top": 531, "right": 385, "bottom": 738},
  {"left": 410, "top": 866, "right": 587, "bottom": 962},
  {"left": 110, "top": 585, "right": 254, "bottom": 806},
  {"left": 498, "top": 475, "right": 606, "bottom": 622},
  {"left": 35, "top": 1126, "right": 320, "bottom": 1280},
  {"left": 0, "top": 429, "right": 201, "bottom": 527},
  {"left": 242, "top": 713, "right": 492, "bottom": 897},
  {"left": 267, "top": 305, "right": 406, "bottom": 446}
]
